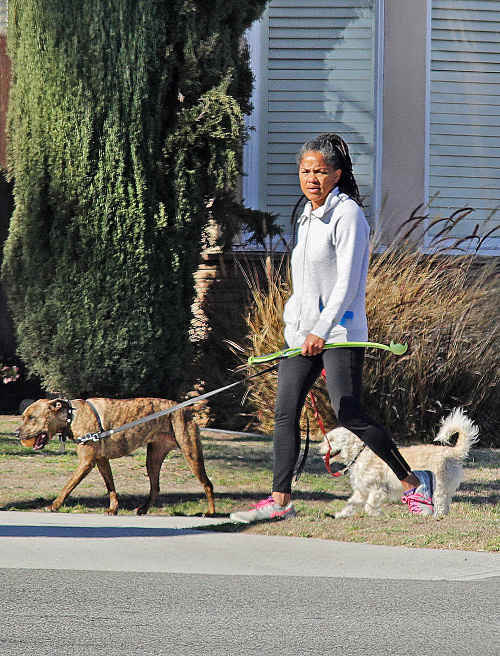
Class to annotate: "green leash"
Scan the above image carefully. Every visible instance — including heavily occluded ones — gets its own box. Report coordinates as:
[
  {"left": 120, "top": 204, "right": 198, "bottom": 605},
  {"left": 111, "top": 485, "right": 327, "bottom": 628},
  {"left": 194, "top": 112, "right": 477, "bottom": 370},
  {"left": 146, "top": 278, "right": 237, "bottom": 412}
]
[{"left": 248, "top": 340, "right": 408, "bottom": 365}]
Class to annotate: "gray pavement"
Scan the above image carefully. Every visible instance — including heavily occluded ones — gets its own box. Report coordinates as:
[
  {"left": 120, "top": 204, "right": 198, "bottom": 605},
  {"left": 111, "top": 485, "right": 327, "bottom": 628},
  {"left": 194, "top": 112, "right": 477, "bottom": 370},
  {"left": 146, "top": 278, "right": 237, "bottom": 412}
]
[
  {"left": 0, "top": 511, "right": 499, "bottom": 655},
  {"left": 0, "top": 510, "right": 499, "bottom": 580}
]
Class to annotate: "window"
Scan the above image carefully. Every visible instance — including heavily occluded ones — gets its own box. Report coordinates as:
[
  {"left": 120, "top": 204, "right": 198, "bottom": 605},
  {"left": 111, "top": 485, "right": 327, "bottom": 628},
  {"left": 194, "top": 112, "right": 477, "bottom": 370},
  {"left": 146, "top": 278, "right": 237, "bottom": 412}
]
[
  {"left": 244, "top": 0, "right": 380, "bottom": 242},
  {"left": 429, "top": 0, "right": 500, "bottom": 253}
]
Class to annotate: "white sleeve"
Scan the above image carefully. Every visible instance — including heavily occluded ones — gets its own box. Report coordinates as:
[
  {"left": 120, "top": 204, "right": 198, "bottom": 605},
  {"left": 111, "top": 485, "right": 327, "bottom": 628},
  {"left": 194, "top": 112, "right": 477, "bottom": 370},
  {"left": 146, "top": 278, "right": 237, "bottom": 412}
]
[{"left": 311, "top": 205, "right": 369, "bottom": 340}]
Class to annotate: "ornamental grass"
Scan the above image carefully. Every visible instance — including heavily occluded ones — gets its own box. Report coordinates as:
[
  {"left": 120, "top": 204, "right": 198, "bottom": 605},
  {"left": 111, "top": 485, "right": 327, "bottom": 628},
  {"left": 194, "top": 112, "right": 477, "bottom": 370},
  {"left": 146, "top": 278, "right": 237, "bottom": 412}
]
[{"left": 244, "top": 211, "right": 500, "bottom": 446}]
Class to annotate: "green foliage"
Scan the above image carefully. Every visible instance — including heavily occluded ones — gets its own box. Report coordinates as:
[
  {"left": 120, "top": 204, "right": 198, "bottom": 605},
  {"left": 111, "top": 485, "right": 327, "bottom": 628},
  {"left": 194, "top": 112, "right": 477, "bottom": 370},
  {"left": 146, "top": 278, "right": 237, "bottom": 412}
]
[{"left": 2, "top": 0, "right": 270, "bottom": 397}]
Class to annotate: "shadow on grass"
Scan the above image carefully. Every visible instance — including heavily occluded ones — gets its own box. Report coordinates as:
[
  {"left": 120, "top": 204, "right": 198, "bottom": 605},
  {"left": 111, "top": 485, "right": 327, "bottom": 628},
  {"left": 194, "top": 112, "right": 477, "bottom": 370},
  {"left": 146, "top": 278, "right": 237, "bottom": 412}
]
[
  {"left": 203, "top": 443, "right": 329, "bottom": 477},
  {"left": 465, "top": 449, "right": 500, "bottom": 470},
  {"left": 202, "top": 432, "right": 273, "bottom": 443},
  {"left": 0, "top": 495, "right": 124, "bottom": 513},
  {"left": 0, "top": 489, "right": 346, "bottom": 514},
  {"left": 453, "top": 481, "right": 500, "bottom": 505},
  {"left": 204, "top": 453, "right": 273, "bottom": 467}
]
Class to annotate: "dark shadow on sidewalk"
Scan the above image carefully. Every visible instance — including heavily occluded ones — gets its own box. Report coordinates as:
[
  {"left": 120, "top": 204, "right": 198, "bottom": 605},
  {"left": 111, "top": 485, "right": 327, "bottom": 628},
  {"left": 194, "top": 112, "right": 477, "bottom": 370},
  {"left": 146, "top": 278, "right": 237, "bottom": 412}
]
[{"left": 0, "top": 524, "right": 218, "bottom": 538}]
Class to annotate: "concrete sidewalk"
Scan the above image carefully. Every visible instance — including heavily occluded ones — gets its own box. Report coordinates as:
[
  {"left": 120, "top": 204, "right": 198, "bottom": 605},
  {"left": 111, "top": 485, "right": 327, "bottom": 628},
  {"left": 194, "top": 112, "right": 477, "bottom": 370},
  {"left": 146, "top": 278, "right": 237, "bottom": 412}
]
[{"left": 0, "top": 510, "right": 499, "bottom": 581}]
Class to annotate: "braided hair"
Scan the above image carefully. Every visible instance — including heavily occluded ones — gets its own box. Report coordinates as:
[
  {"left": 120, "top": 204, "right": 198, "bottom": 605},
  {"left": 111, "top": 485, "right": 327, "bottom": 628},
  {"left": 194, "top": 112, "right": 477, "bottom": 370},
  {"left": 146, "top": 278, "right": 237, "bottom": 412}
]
[{"left": 296, "top": 133, "right": 363, "bottom": 207}]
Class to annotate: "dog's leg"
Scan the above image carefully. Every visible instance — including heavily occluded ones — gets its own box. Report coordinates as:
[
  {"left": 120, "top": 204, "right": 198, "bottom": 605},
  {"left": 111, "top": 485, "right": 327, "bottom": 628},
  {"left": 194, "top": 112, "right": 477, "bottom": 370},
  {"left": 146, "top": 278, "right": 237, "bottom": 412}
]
[
  {"left": 363, "top": 488, "right": 386, "bottom": 516},
  {"left": 433, "top": 463, "right": 463, "bottom": 518},
  {"left": 46, "top": 445, "right": 96, "bottom": 512},
  {"left": 335, "top": 490, "right": 366, "bottom": 518},
  {"left": 136, "top": 438, "right": 176, "bottom": 515},
  {"left": 433, "top": 481, "right": 455, "bottom": 518},
  {"left": 173, "top": 411, "right": 215, "bottom": 516},
  {"left": 95, "top": 457, "right": 119, "bottom": 515}
]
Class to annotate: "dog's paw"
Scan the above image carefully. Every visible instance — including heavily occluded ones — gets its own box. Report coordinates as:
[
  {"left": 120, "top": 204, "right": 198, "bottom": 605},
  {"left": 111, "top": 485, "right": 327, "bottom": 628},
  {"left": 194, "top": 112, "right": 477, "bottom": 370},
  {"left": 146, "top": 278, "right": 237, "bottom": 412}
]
[
  {"left": 334, "top": 508, "right": 356, "bottom": 519},
  {"left": 104, "top": 508, "right": 118, "bottom": 516},
  {"left": 44, "top": 505, "right": 57, "bottom": 513},
  {"left": 135, "top": 506, "right": 149, "bottom": 515}
]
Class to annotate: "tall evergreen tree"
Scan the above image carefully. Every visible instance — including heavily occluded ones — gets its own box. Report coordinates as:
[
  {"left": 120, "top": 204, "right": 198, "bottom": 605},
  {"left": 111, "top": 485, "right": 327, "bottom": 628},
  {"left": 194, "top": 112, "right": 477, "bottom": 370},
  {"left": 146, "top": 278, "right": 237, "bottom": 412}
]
[{"left": 2, "top": 0, "right": 271, "bottom": 398}]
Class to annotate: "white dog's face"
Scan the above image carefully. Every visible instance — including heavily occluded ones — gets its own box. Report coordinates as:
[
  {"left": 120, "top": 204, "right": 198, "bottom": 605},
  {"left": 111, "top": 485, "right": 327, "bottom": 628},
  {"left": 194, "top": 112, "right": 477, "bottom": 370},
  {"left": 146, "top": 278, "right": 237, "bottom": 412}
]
[{"left": 318, "top": 427, "right": 365, "bottom": 465}]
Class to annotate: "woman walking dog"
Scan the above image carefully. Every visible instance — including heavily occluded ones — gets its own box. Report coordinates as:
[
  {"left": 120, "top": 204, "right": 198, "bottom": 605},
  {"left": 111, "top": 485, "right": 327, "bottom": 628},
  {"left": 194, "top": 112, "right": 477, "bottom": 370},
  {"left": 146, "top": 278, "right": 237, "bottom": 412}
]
[{"left": 231, "top": 133, "right": 435, "bottom": 523}]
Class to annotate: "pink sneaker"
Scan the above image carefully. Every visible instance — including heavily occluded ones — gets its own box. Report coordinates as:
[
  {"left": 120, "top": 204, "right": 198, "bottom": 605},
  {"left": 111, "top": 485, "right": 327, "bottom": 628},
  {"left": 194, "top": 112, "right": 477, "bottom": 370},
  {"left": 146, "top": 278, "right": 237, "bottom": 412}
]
[
  {"left": 402, "top": 470, "right": 436, "bottom": 516},
  {"left": 230, "top": 496, "right": 297, "bottom": 524}
]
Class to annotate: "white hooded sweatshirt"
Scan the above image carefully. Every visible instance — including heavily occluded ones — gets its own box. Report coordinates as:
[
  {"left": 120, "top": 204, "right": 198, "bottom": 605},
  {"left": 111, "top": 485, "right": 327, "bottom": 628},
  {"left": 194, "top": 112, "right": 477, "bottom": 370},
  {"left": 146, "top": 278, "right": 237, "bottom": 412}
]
[{"left": 283, "top": 188, "right": 370, "bottom": 348}]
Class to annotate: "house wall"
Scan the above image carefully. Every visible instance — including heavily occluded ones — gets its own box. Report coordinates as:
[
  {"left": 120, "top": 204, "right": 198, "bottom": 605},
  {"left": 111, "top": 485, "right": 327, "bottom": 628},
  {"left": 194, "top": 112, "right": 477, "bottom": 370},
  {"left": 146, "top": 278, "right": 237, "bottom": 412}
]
[
  {"left": 244, "top": 0, "right": 499, "bottom": 254},
  {"left": 380, "top": 0, "right": 429, "bottom": 244},
  {"left": 243, "top": 0, "right": 380, "bottom": 240}
]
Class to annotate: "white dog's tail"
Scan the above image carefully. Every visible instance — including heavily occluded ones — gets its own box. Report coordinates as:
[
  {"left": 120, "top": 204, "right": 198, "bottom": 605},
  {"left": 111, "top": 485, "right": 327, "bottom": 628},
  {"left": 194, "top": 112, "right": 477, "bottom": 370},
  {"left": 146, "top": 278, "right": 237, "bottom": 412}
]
[{"left": 434, "top": 408, "right": 479, "bottom": 459}]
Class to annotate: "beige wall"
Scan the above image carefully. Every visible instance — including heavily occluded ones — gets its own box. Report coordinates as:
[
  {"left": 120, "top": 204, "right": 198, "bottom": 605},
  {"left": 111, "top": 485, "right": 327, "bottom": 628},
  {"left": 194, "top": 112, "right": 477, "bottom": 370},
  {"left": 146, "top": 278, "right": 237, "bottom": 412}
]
[{"left": 380, "top": 0, "right": 429, "bottom": 245}]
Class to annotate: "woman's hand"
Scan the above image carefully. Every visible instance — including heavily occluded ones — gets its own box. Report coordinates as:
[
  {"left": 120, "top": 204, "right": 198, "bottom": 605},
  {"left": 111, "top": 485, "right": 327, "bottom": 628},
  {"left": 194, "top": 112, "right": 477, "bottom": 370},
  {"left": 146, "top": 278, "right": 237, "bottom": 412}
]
[{"left": 301, "top": 334, "right": 325, "bottom": 356}]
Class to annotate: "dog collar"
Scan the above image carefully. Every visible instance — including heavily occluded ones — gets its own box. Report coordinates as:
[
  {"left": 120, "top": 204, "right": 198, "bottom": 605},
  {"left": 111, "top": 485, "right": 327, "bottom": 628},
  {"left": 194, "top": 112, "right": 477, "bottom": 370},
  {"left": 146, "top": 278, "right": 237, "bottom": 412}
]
[
  {"left": 60, "top": 400, "right": 74, "bottom": 443},
  {"left": 324, "top": 444, "right": 366, "bottom": 478}
]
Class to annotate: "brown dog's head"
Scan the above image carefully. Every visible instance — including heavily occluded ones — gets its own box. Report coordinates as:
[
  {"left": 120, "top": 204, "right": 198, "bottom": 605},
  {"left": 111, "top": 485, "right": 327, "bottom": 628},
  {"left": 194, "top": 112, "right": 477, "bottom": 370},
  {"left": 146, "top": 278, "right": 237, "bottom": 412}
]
[{"left": 16, "top": 399, "right": 72, "bottom": 451}]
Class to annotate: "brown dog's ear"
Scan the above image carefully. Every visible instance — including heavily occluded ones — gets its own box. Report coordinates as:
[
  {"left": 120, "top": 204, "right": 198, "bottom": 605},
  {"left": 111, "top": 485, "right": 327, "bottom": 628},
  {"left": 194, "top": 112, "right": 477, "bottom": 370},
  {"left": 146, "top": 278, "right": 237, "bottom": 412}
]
[{"left": 48, "top": 399, "right": 70, "bottom": 413}]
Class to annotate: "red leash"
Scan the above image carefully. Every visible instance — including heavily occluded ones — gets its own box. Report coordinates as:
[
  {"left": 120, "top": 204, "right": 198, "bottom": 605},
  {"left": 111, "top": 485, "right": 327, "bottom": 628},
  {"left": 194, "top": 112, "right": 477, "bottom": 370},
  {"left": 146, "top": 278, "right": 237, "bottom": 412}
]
[
  {"left": 308, "top": 369, "right": 345, "bottom": 478},
  {"left": 308, "top": 389, "right": 328, "bottom": 436},
  {"left": 324, "top": 445, "right": 344, "bottom": 477}
]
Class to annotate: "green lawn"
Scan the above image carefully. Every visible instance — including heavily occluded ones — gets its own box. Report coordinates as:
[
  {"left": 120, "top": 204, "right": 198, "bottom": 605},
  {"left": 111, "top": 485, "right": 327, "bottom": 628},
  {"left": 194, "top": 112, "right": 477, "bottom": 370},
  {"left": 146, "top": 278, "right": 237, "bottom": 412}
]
[{"left": 1, "top": 414, "right": 498, "bottom": 551}]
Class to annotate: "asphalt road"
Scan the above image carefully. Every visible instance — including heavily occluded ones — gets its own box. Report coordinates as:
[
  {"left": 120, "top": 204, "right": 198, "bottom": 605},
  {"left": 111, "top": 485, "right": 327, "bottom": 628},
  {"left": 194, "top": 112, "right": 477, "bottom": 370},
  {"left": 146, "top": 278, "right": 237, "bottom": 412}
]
[{"left": 0, "top": 512, "right": 499, "bottom": 656}]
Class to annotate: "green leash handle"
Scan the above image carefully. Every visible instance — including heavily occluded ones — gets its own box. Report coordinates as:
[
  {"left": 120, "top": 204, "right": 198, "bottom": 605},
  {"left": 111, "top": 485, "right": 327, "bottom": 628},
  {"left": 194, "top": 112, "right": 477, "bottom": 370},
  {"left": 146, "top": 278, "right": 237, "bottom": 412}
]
[{"left": 248, "top": 340, "right": 408, "bottom": 365}]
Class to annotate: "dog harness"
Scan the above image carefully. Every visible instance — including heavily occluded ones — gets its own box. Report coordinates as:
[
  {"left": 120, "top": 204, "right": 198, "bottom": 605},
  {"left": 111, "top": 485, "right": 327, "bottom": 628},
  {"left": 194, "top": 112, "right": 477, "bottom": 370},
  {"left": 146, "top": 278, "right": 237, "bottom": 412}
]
[{"left": 84, "top": 400, "right": 105, "bottom": 433}]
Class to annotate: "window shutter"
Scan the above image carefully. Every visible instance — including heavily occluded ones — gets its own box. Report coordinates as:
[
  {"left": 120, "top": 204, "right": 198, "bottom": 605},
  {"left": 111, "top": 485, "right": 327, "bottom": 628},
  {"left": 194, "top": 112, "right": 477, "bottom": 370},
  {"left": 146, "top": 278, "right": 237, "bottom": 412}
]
[
  {"left": 246, "top": 0, "right": 378, "bottom": 236},
  {"left": 429, "top": 0, "right": 500, "bottom": 253}
]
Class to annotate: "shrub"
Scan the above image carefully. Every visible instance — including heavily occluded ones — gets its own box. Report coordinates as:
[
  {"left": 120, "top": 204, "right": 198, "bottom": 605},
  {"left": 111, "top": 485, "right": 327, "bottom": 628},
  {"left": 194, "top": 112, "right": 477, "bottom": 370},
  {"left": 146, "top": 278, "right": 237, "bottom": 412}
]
[
  {"left": 244, "top": 214, "right": 500, "bottom": 446},
  {"left": 1, "top": 0, "right": 270, "bottom": 398}
]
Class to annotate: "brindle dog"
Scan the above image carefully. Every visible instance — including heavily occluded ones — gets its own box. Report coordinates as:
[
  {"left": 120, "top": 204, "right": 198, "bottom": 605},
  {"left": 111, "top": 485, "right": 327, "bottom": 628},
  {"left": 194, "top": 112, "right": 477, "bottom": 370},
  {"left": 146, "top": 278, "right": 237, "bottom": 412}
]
[{"left": 16, "top": 398, "right": 215, "bottom": 515}]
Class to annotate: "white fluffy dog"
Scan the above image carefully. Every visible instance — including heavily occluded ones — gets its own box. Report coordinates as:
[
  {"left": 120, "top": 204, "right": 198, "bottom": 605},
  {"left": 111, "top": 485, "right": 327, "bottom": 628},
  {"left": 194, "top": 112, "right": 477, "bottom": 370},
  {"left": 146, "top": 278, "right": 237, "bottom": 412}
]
[{"left": 318, "top": 408, "right": 479, "bottom": 518}]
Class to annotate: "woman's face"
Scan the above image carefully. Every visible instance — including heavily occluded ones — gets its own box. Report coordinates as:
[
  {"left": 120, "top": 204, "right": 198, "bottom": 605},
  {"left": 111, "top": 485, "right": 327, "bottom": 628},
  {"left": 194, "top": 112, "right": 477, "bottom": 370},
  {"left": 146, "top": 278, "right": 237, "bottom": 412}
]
[{"left": 299, "top": 151, "right": 341, "bottom": 209}]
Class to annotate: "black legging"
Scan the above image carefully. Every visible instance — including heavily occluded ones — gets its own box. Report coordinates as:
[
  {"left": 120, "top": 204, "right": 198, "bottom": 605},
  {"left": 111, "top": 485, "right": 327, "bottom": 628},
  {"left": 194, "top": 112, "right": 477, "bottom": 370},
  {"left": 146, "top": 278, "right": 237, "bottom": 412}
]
[{"left": 272, "top": 347, "right": 412, "bottom": 493}]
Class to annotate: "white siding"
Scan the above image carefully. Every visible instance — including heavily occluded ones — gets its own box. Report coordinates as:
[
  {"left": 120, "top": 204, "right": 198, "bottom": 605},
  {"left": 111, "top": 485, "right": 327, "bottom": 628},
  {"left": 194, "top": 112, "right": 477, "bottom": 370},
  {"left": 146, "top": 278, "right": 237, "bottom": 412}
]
[
  {"left": 429, "top": 0, "right": 500, "bottom": 253},
  {"left": 244, "top": 0, "right": 378, "bottom": 238}
]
